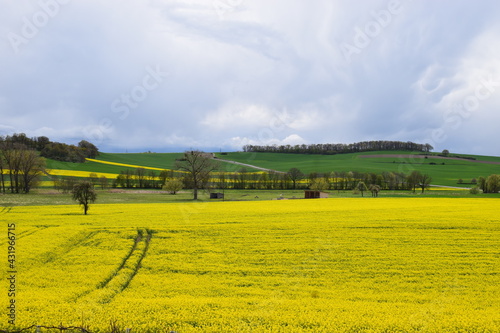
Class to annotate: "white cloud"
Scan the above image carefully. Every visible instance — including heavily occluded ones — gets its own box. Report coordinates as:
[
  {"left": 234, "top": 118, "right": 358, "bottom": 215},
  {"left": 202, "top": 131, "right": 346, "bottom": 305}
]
[
  {"left": 414, "top": 23, "right": 500, "bottom": 154},
  {"left": 228, "top": 133, "right": 306, "bottom": 149},
  {"left": 282, "top": 134, "right": 306, "bottom": 145},
  {"left": 202, "top": 103, "right": 274, "bottom": 130}
]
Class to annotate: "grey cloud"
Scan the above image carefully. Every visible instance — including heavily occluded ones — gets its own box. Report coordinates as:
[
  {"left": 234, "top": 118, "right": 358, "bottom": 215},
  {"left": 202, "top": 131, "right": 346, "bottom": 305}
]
[{"left": 0, "top": 0, "right": 499, "bottom": 155}]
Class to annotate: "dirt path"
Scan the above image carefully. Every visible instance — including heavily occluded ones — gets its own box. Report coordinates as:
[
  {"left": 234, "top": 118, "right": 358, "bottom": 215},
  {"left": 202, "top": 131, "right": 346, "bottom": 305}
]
[
  {"left": 215, "top": 158, "right": 286, "bottom": 173},
  {"left": 359, "top": 154, "right": 500, "bottom": 165},
  {"left": 429, "top": 185, "right": 471, "bottom": 190}
]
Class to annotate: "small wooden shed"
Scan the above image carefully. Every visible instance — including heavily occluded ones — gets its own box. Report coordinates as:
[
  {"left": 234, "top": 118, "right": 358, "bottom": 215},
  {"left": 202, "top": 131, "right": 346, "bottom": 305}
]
[
  {"left": 304, "top": 190, "right": 329, "bottom": 199},
  {"left": 210, "top": 192, "right": 224, "bottom": 199}
]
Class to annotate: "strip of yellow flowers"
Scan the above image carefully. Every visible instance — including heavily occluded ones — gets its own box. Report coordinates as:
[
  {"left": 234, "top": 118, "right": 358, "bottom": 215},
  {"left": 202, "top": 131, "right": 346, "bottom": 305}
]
[
  {"left": 46, "top": 169, "right": 120, "bottom": 179},
  {"left": 85, "top": 158, "right": 173, "bottom": 171}
]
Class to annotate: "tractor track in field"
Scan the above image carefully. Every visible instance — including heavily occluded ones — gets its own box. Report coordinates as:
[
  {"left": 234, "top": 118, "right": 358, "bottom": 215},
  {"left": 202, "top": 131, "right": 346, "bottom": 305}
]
[
  {"left": 0, "top": 225, "right": 51, "bottom": 247},
  {"left": 73, "top": 228, "right": 153, "bottom": 304},
  {"left": 41, "top": 230, "right": 100, "bottom": 264},
  {"left": 0, "top": 206, "right": 13, "bottom": 215},
  {"left": 16, "top": 225, "right": 51, "bottom": 239},
  {"left": 119, "top": 229, "right": 153, "bottom": 292}
]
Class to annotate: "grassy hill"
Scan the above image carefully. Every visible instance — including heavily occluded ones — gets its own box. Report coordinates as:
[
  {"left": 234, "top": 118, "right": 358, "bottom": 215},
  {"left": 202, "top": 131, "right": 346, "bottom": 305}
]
[
  {"left": 45, "top": 152, "right": 184, "bottom": 174},
  {"left": 216, "top": 151, "right": 500, "bottom": 187},
  {"left": 42, "top": 150, "right": 500, "bottom": 188},
  {"left": 94, "top": 152, "right": 184, "bottom": 169},
  {"left": 45, "top": 152, "right": 261, "bottom": 176}
]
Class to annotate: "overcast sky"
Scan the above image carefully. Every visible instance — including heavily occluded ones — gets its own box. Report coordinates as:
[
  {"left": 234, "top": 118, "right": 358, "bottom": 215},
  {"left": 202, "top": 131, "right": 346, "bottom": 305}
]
[{"left": 1, "top": 0, "right": 499, "bottom": 155}]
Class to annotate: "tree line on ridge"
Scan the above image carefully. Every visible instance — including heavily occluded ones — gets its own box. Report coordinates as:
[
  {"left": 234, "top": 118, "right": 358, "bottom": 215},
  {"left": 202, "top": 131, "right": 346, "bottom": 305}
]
[{"left": 243, "top": 140, "right": 433, "bottom": 155}]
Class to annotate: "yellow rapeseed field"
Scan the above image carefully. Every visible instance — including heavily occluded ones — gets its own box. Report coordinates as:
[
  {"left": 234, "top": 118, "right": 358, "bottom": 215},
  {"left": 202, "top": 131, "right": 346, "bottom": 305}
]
[
  {"left": 45, "top": 169, "right": 120, "bottom": 179},
  {"left": 1, "top": 198, "right": 499, "bottom": 332}
]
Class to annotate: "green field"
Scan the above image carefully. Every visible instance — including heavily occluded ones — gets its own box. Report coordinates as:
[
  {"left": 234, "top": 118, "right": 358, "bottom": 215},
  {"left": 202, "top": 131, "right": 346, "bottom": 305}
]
[
  {"left": 40, "top": 150, "right": 500, "bottom": 188},
  {"left": 216, "top": 151, "right": 500, "bottom": 187},
  {"left": 94, "top": 152, "right": 184, "bottom": 169},
  {"left": 45, "top": 152, "right": 254, "bottom": 176},
  {"left": 45, "top": 152, "right": 184, "bottom": 175},
  {"left": 46, "top": 159, "right": 132, "bottom": 175}
]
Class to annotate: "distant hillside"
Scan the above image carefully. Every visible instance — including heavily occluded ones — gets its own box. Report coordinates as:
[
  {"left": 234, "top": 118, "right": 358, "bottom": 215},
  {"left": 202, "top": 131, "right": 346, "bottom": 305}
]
[
  {"left": 216, "top": 151, "right": 500, "bottom": 187},
  {"left": 42, "top": 150, "right": 500, "bottom": 188},
  {"left": 45, "top": 152, "right": 184, "bottom": 175}
]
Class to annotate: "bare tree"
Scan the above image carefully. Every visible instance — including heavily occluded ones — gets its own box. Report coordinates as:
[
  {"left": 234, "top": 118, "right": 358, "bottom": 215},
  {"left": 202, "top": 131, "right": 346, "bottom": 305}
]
[
  {"left": 235, "top": 167, "right": 248, "bottom": 189},
  {"left": 217, "top": 172, "right": 228, "bottom": 190},
  {"left": 287, "top": 168, "right": 304, "bottom": 189},
  {"left": 356, "top": 181, "right": 368, "bottom": 197},
  {"left": 176, "top": 151, "right": 218, "bottom": 200},
  {"left": 135, "top": 168, "right": 146, "bottom": 188},
  {"left": 2, "top": 147, "right": 21, "bottom": 193},
  {"left": 145, "top": 170, "right": 157, "bottom": 188},
  {"left": 418, "top": 173, "right": 432, "bottom": 193},
  {"left": 322, "top": 172, "right": 332, "bottom": 190},
  {"left": 407, "top": 171, "right": 421, "bottom": 193},
  {"left": 369, "top": 184, "right": 381, "bottom": 197},
  {"left": 0, "top": 151, "right": 5, "bottom": 193},
  {"left": 99, "top": 176, "right": 108, "bottom": 190},
  {"left": 19, "top": 149, "right": 45, "bottom": 193},
  {"left": 268, "top": 171, "right": 280, "bottom": 189},
  {"left": 259, "top": 172, "right": 269, "bottom": 189},
  {"left": 121, "top": 169, "right": 134, "bottom": 188},
  {"left": 71, "top": 181, "right": 97, "bottom": 215},
  {"left": 0, "top": 143, "right": 44, "bottom": 193}
]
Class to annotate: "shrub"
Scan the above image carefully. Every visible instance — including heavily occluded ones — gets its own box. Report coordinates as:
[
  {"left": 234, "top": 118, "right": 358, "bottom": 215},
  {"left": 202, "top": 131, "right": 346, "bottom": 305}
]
[
  {"left": 162, "top": 178, "right": 183, "bottom": 194},
  {"left": 469, "top": 186, "right": 480, "bottom": 195}
]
